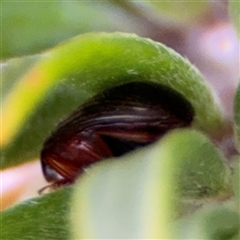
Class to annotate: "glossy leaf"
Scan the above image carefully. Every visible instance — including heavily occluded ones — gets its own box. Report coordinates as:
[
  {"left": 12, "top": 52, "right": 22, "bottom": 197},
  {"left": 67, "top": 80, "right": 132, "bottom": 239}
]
[
  {"left": 70, "top": 129, "right": 231, "bottom": 239},
  {"left": 2, "top": 32, "right": 226, "bottom": 169}
]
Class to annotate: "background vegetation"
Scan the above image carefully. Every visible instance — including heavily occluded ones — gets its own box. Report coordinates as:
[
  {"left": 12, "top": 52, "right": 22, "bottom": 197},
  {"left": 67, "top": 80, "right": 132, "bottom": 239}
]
[{"left": 1, "top": 1, "right": 239, "bottom": 239}]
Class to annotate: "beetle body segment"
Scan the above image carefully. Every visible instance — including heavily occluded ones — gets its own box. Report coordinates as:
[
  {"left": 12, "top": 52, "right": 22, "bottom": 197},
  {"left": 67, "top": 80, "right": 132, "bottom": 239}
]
[{"left": 41, "top": 81, "right": 194, "bottom": 186}]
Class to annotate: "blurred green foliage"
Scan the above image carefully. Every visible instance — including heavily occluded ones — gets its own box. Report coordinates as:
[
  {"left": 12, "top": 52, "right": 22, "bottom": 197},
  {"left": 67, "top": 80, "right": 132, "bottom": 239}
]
[
  {"left": 229, "top": 0, "right": 240, "bottom": 37},
  {"left": 141, "top": 1, "right": 209, "bottom": 25},
  {"left": 1, "top": 1, "right": 138, "bottom": 59},
  {"left": 2, "top": 0, "right": 214, "bottom": 60},
  {"left": 71, "top": 129, "right": 232, "bottom": 239},
  {"left": 234, "top": 83, "right": 240, "bottom": 149},
  {"left": 1, "top": 2, "right": 239, "bottom": 240}
]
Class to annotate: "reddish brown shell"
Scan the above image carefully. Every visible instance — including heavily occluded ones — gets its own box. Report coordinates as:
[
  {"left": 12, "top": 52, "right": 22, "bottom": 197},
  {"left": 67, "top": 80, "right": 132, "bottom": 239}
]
[{"left": 40, "top": 81, "right": 194, "bottom": 186}]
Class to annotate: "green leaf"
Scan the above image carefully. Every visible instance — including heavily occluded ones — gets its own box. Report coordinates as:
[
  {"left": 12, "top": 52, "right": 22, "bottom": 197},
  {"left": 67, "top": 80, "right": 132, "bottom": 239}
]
[
  {"left": 232, "top": 159, "right": 240, "bottom": 209},
  {"left": 129, "top": 1, "right": 209, "bottom": 26},
  {"left": 1, "top": 130, "right": 232, "bottom": 239},
  {"left": 234, "top": 83, "right": 240, "bottom": 150},
  {"left": 176, "top": 204, "right": 240, "bottom": 239},
  {"left": 1, "top": 187, "right": 73, "bottom": 240},
  {"left": 2, "top": 1, "right": 139, "bottom": 59},
  {"left": 112, "top": 1, "right": 209, "bottom": 27},
  {"left": 2, "top": 55, "right": 42, "bottom": 99},
  {"left": 70, "top": 129, "right": 231, "bottom": 239},
  {"left": 2, "top": 32, "right": 226, "bottom": 169},
  {"left": 232, "top": 233, "right": 240, "bottom": 240},
  {"left": 229, "top": 0, "right": 240, "bottom": 37}
]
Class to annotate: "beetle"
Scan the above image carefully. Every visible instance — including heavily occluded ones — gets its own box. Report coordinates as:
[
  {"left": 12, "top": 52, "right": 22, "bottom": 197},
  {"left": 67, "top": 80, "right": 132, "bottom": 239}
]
[{"left": 40, "top": 81, "right": 194, "bottom": 191}]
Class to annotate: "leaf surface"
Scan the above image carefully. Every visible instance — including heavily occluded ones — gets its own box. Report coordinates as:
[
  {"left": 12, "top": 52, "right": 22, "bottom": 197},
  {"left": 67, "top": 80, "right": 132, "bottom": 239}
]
[
  {"left": 70, "top": 129, "right": 231, "bottom": 239},
  {"left": 2, "top": 33, "right": 226, "bottom": 169}
]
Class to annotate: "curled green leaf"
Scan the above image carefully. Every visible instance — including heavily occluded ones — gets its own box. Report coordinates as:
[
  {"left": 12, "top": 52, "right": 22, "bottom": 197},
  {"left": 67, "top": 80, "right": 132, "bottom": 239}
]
[{"left": 2, "top": 33, "right": 226, "bottom": 169}]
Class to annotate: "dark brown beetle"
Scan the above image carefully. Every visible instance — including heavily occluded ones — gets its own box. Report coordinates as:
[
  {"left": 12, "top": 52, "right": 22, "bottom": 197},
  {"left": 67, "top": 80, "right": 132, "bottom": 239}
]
[{"left": 40, "top": 81, "right": 194, "bottom": 190}]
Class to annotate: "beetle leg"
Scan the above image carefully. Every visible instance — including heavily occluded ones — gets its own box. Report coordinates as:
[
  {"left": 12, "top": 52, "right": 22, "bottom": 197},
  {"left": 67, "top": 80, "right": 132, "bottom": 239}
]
[{"left": 38, "top": 178, "right": 73, "bottom": 195}]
